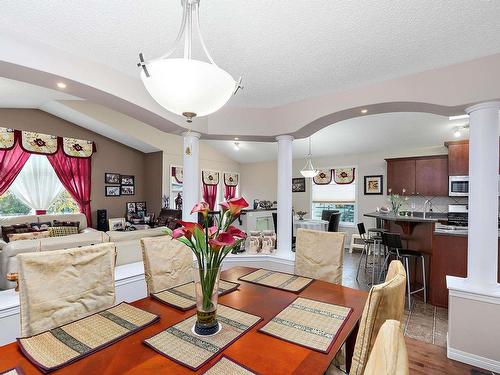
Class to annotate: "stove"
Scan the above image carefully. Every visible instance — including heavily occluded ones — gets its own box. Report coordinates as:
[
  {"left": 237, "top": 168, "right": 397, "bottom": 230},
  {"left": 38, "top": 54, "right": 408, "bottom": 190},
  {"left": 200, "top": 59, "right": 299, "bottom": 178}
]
[{"left": 447, "top": 204, "right": 468, "bottom": 227}]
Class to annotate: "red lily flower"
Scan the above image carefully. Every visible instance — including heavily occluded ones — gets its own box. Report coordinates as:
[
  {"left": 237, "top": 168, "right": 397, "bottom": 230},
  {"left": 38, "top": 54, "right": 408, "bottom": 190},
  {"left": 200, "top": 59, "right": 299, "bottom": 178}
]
[
  {"left": 209, "top": 232, "right": 236, "bottom": 251},
  {"left": 226, "top": 225, "right": 246, "bottom": 238},
  {"left": 220, "top": 197, "right": 249, "bottom": 216},
  {"left": 175, "top": 220, "right": 202, "bottom": 239},
  {"left": 171, "top": 227, "right": 186, "bottom": 239},
  {"left": 208, "top": 225, "right": 218, "bottom": 238},
  {"left": 191, "top": 202, "right": 210, "bottom": 218}
]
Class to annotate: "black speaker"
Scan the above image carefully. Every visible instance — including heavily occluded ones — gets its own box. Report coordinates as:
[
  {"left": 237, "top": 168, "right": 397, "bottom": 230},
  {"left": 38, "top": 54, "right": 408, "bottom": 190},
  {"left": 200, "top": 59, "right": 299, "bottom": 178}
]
[{"left": 97, "top": 209, "right": 108, "bottom": 231}]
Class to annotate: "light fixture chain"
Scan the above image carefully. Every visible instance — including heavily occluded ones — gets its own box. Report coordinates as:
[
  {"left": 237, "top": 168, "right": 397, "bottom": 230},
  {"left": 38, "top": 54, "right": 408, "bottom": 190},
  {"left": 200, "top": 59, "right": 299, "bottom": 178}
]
[
  {"left": 159, "top": 1, "right": 189, "bottom": 59},
  {"left": 194, "top": 1, "right": 217, "bottom": 66}
]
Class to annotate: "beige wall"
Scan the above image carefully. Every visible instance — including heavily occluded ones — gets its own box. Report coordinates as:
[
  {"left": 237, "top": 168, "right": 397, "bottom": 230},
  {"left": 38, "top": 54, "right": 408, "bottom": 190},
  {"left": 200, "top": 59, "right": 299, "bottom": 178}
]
[
  {"left": 0, "top": 109, "right": 156, "bottom": 225},
  {"left": 144, "top": 151, "right": 164, "bottom": 216}
]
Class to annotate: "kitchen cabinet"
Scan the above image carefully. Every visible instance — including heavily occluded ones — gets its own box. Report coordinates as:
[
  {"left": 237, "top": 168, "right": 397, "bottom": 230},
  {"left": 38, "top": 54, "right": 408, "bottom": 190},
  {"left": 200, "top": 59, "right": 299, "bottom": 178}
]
[
  {"left": 386, "top": 155, "right": 448, "bottom": 196},
  {"left": 415, "top": 156, "right": 448, "bottom": 196},
  {"left": 446, "top": 139, "right": 500, "bottom": 175}
]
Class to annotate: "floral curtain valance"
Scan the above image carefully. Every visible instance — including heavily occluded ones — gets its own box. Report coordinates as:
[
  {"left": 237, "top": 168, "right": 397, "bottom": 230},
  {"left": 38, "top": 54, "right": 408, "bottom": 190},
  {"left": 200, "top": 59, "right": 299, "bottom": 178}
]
[
  {"left": 224, "top": 172, "right": 238, "bottom": 187},
  {"left": 172, "top": 166, "right": 183, "bottom": 183},
  {"left": 334, "top": 167, "right": 355, "bottom": 184},
  {"left": 202, "top": 170, "right": 220, "bottom": 186},
  {"left": 0, "top": 128, "right": 96, "bottom": 158},
  {"left": 313, "top": 169, "right": 332, "bottom": 185}
]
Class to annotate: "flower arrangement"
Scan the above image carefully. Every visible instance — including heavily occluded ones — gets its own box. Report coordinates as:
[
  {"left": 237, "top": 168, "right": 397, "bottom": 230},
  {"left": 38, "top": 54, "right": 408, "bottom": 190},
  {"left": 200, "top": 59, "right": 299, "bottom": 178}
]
[
  {"left": 166, "top": 197, "right": 248, "bottom": 335},
  {"left": 296, "top": 210, "right": 307, "bottom": 220},
  {"left": 387, "top": 188, "right": 409, "bottom": 215}
]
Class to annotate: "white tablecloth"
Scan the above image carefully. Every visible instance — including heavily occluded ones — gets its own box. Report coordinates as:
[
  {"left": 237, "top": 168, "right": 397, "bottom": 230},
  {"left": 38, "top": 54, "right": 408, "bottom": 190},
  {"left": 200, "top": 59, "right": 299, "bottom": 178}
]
[{"left": 293, "top": 219, "right": 329, "bottom": 235}]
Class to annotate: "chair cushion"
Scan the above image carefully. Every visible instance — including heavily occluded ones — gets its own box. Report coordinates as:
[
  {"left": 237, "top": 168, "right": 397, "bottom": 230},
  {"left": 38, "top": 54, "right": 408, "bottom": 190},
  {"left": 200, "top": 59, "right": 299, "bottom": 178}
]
[{"left": 17, "top": 242, "right": 116, "bottom": 337}]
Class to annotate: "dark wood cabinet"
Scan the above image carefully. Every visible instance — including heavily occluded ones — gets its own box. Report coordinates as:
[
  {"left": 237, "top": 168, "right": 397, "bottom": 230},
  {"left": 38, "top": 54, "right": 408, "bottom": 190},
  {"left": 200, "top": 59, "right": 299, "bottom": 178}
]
[
  {"left": 415, "top": 156, "right": 449, "bottom": 196},
  {"left": 386, "top": 158, "right": 416, "bottom": 194},
  {"left": 447, "top": 142, "right": 469, "bottom": 176},
  {"left": 386, "top": 155, "right": 448, "bottom": 196}
]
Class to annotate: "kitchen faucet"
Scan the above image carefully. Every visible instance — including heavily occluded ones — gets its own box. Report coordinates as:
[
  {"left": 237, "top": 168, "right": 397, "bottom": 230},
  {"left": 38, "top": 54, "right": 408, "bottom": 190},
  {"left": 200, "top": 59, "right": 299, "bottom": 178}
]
[{"left": 423, "top": 199, "right": 433, "bottom": 218}]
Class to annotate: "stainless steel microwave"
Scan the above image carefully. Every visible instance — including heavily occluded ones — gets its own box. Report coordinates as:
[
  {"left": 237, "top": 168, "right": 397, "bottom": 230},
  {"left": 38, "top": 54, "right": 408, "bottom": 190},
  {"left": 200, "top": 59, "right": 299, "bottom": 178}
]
[{"left": 449, "top": 176, "right": 469, "bottom": 196}]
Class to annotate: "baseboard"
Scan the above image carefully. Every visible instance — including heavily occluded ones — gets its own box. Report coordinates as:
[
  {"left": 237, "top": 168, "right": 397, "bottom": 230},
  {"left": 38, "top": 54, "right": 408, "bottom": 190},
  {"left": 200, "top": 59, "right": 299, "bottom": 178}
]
[{"left": 447, "top": 344, "right": 500, "bottom": 373}]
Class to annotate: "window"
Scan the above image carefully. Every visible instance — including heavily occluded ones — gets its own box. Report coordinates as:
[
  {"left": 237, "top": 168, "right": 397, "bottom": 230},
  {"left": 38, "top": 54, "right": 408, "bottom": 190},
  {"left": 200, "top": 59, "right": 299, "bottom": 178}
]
[
  {"left": 311, "top": 169, "right": 356, "bottom": 225},
  {"left": 0, "top": 155, "right": 78, "bottom": 216}
]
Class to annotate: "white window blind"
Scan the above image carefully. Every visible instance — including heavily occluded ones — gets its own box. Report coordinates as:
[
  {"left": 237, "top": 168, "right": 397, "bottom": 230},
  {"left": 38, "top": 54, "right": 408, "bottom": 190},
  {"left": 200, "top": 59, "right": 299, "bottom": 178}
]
[{"left": 312, "top": 180, "right": 355, "bottom": 203}]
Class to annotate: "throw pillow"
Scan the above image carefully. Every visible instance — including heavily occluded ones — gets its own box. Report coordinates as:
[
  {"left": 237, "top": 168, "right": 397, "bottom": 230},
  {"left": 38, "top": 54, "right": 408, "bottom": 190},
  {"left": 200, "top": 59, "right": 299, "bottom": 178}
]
[
  {"left": 52, "top": 220, "right": 80, "bottom": 229},
  {"left": 8, "top": 231, "right": 50, "bottom": 242},
  {"left": 48, "top": 226, "right": 79, "bottom": 237},
  {"left": 30, "top": 222, "right": 52, "bottom": 231},
  {"left": 1, "top": 224, "right": 31, "bottom": 243}
]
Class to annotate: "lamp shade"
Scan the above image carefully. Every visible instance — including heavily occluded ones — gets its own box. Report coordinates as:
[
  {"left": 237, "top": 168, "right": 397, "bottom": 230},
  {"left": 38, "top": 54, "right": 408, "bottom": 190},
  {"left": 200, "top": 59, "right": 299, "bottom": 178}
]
[
  {"left": 300, "top": 158, "right": 318, "bottom": 178},
  {"left": 141, "top": 58, "right": 236, "bottom": 118}
]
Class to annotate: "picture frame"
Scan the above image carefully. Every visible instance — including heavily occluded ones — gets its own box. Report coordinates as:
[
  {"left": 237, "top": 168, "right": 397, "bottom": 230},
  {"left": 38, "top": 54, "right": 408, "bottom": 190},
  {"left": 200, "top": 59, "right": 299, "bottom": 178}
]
[
  {"left": 121, "top": 175, "right": 135, "bottom": 186},
  {"left": 105, "top": 186, "right": 121, "bottom": 197},
  {"left": 105, "top": 172, "right": 121, "bottom": 184},
  {"left": 292, "top": 177, "right": 306, "bottom": 193},
  {"left": 364, "top": 175, "right": 383, "bottom": 195},
  {"left": 126, "top": 202, "right": 136, "bottom": 213},
  {"left": 108, "top": 218, "right": 126, "bottom": 231},
  {"left": 121, "top": 185, "right": 135, "bottom": 195}
]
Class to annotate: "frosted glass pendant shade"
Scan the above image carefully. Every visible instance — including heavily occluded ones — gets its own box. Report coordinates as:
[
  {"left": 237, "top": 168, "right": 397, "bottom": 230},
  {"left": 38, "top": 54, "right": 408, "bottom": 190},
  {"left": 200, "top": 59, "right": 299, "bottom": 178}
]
[
  {"left": 301, "top": 158, "right": 318, "bottom": 178},
  {"left": 141, "top": 58, "right": 236, "bottom": 118}
]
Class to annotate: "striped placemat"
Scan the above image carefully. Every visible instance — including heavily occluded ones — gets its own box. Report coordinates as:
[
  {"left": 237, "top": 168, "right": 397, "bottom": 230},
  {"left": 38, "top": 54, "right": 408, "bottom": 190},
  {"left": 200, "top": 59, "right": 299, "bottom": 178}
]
[
  {"left": 203, "top": 356, "right": 257, "bottom": 375},
  {"left": 238, "top": 269, "right": 313, "bottom": 292},
  {"left": 152, "top": 280, "right": 240, "bottom": 310},
  {"left": 144, "top": 305, "right": 262, "bottom": 371},
  {"left": 17, "top": 302, "right": 160, "bottom": 373},
  {"left": 0, "top": 367, "right": 25, "bottom": 375},
  {"left": 259, "top": 297, "right": 352, "bottom": 353}
]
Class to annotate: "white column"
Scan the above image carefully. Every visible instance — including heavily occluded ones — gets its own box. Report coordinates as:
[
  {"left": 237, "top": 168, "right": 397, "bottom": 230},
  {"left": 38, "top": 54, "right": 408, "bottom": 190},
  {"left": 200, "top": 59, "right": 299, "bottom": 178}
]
[
  {"left": 182, "top": 131, "right": 201, "bottom": 221},
  {"left": 466, "top": 102, "right": 500, "bottom": 286},
  {"left": 276, "top": 135, "right": 294, "bottom": 255}
]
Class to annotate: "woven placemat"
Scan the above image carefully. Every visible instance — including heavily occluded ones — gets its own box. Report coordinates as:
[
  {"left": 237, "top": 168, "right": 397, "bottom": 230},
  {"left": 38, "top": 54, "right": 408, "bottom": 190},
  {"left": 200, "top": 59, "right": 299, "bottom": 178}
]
[
  {"left": 152, "top": 280, "right": 240, "bottom": 311},
  {"left": 238, "top": 269, "right": 313, "bottom": 292},
  {"left": 259, "top": 297, "right": 352, "bottom": 353},
  {"left": 0, "top": 367, "right": 25, "bottom": 375},
  {"left": 17, "top": 302, "right": 159, "bottom": 373},
  {"left": 202, "top": 356, "right": 257, "bottom": 375},
  {"left": 144, "top": 304, "right": 262, "bottom": 371}
]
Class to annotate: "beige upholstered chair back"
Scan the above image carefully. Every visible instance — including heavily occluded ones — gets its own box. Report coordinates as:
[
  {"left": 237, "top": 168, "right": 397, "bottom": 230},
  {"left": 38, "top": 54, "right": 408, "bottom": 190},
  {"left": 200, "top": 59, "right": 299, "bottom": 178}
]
[
  {"left": 363, "top": 320, "right": 409, "bottom": 375},
  {"left": 294, "top": 228, "right": 345, "bottom": 284},
  {"left": 141, "top": 236, "right": 193, "bottom": 294},
  {"left": 18, "top": 242, "right": 116, "bottom": 337},
  {"left": 349, "top": 260, "right": 406, "bottom": 375}
]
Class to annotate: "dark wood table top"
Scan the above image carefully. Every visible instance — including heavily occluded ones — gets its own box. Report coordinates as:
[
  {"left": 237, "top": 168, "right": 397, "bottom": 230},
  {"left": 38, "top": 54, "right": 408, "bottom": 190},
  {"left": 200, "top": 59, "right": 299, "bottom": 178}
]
[{"left": 0, "top": 266, "right": 367, "bottom": 375}]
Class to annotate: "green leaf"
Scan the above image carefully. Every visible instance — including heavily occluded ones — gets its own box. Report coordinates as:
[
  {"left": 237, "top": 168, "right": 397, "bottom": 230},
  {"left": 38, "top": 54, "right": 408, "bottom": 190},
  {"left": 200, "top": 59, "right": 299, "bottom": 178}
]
[
  {"left": 164, "top": 227, "right": 173, "bottom": 236},
  {"left": 193, "top": 226, "right": 207, "bottom": 252},
  {"left": 176, "top": 237, "right": 194, "bottom": 250}
]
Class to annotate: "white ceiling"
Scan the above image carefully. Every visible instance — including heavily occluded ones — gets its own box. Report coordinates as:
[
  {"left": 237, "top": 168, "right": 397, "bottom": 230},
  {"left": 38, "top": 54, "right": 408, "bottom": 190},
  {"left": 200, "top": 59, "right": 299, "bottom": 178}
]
[
  {"left": 1, "top": 1, "right": 500, "bottom": 108},
  {"left": 0, "top": 77, "right": 78, "bottom": 107},
  {"left": 203, "top": 112, "right": 469, "bottom": 163}
]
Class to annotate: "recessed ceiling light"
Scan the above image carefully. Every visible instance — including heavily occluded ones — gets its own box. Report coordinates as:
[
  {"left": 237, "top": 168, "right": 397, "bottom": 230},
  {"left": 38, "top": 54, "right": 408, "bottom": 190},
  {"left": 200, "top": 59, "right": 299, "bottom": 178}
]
[
  {"left": 56, "top": 82, "right": 67, "bottom": 89},
  {"left": 234, "top": 137, "right": 239, "bottom": 141},
  {"left": 361, "top": 109, "right": 368, "bottom": 114},
  {"left": 449, "top": 114, "right": 468, "bottom": 121}
]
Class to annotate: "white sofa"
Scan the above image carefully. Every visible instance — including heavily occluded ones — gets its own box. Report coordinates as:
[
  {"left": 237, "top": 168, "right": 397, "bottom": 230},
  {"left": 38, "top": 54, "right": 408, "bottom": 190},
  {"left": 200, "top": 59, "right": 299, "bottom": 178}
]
[{"left": 0, "top": 213, "right": 168, "bottom": 290}]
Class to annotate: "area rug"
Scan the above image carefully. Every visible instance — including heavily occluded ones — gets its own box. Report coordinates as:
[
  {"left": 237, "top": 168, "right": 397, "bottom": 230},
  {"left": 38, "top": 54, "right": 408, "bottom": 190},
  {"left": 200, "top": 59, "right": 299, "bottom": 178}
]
[
  {"left": 144, "top": 304, "right": 262, "bottom": 371},
  {"left": 259, "top": 297, "right": 352, "bottom": 353},
  {"left": 202, "top": 356, "right": 257, "bottom": 375},
  {"left": 0, "top": 367, "right": 25, "bottom": 375},
  {"left": 17, "top": 302, "right": 159, "bottom": 373},
  {"left": 238, "top": 269, "right": 313, "bottom": 292},
  {"left": 152, "top": 280, "right": 240, "bottom": 310}
]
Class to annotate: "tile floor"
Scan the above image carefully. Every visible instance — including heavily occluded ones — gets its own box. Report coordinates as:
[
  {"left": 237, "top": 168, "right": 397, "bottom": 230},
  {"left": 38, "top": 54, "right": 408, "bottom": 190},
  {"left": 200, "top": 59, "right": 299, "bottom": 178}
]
[{"left": 342, "top": 250, "right": 448, "bottom": 348}]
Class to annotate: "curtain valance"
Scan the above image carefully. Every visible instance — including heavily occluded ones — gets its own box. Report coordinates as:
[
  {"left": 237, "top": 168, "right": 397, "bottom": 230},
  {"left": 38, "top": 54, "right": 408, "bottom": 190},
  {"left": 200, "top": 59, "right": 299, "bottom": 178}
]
[
  {"left": 313, "top": 169, "right": 332, "bottom": 185},
  {"left": 0, "top": 128, "right": 96, "bottom": 158},
  {"left": 202, "top": 170, "right": 220, "bottom": 186},
  {"left": 224, "top": 172, "right": 238, "bottom": 187},
  {"left": 334, "top": 168, "right": 355, "bottom": 184}
]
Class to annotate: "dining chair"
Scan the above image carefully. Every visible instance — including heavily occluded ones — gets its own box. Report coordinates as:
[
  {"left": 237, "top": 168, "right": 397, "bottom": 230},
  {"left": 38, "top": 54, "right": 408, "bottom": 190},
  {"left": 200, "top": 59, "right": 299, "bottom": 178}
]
[
  {"left": 327, "top": 212, "right": 341, "bottom": 232},
  {"left": 348, "top": 260, "right": 406, "bottom": 375},
  {"left": 272, "top": 212, "right": 296, "bottom": 251},
  {"left": 321, "top": 209, "right": 339, "bottom": 222},
  {"left": 17, "top": 242, "right": 117, "bottom": 337},
  {"left": 295, "top": 228, "right": 345, "bottom": 284},
  {"left": 363, "top": 320, "right": 409, "bottom": 375},
  {"left": 141, "top": 236, "right": 193, "bottom": 294}
]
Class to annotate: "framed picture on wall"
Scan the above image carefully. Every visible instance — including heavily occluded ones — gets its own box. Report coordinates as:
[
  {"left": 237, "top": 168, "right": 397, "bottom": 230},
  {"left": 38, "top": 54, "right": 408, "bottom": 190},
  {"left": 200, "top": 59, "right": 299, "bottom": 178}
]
[
  {"left": 105, "top": 186, "right": 121, "bottom": 196},
  {"left": 121, "top": 175, "right": 135, "bottom": 186},
  {"left": 364, "top": 175, "right": 383, "bottom": 195},
  {"left": 121, "top": 185, "right": 135, "bottom": 195},
  {"left": 292, "top": 177, "right": 306, "bottom": 193},
  {"left": 105, "top": 173, "right": 121, "bottom": 184}
]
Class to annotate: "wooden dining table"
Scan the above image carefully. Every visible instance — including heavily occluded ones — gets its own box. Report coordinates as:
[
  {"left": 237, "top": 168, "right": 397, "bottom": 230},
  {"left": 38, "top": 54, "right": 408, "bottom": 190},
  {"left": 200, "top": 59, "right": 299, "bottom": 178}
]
[{"left": 0, "top": 266, "right": 368, "bottom": 375}]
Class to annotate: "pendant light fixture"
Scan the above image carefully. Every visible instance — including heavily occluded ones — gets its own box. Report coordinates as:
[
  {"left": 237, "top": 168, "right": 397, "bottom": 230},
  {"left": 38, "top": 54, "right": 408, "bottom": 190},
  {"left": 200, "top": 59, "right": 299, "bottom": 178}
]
[
  {"left": 301, "top": 137, "right": 319, "bottom": 178},
  {"left": 138, "top": 0, "right": 242, "bottom": 123}
]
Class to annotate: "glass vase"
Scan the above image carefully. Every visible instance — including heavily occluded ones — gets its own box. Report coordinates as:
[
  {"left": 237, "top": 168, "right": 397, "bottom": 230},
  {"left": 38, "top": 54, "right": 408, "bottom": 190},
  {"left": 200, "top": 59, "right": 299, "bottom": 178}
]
[{"left": 193, "top": 265, "right": 221, "bottom": 336}]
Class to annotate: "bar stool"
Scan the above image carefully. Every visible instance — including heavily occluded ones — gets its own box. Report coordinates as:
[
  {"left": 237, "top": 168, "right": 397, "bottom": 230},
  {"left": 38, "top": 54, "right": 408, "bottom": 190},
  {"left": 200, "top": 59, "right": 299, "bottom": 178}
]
[
  {"left": 380, "top": 232, "right": 427, "bottom": 308},
  {"left": 356, "top": 223, "right": 382, "bottom": 285}
]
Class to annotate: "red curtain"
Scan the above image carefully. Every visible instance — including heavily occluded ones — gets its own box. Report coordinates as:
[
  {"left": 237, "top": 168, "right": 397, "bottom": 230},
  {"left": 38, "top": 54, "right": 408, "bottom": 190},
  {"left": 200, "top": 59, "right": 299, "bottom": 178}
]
[
  {"left": 0, "top": 141, "right": 31, "bottom": 196},
  {"left": 224, "top": 185, "right": 236, "bottom": 200},
  {"left": 47, "top": 149, "right": 92, "bottom": 226},
  {"left": 202, "top": 184, "right": 218, "bottom": 210}
]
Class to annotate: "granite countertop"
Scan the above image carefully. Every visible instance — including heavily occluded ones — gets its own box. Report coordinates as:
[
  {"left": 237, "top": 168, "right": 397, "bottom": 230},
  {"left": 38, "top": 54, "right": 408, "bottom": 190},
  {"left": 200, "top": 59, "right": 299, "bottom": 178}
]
[
  {"left": 434, "top": 229, "right": 500, "bottom": 238},
  {"left": 364, "top": 212, "right": 447, "bottom": 223},
  {"left": 241, "top": 208, "right": 277, "bottom": 214}
]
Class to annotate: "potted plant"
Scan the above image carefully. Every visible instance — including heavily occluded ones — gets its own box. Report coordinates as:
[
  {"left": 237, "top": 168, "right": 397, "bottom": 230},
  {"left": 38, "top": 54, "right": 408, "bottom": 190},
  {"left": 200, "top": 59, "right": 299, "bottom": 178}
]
[
  {"left": 166, "top": 197, "right": 248, "bottom": 336},
  {"left": 387, "top": 188, "right": 409, "bottom": 216}
]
